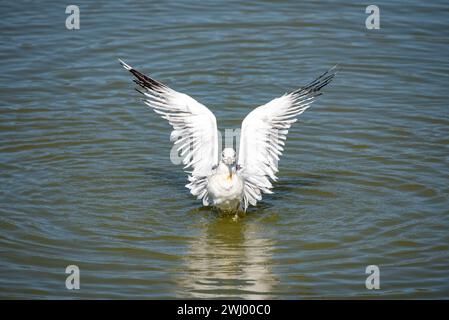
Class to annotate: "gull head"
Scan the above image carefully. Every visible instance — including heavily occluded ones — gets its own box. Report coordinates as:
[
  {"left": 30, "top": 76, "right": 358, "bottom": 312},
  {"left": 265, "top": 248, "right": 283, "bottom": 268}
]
[{"left": 221, "top": 148, "right": 236, "bottom": 166}]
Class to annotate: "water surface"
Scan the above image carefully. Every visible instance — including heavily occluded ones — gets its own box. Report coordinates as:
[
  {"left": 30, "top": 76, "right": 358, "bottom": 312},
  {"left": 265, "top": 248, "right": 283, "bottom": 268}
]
[{"left": 1, "top": 1, "right": 449, "bottom": 299}]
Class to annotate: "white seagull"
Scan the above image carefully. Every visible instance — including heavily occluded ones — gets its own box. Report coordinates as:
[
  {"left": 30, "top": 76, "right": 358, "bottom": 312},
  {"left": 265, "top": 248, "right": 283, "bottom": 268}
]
[{"left": 120, "top": 59, "right": 336, "bottom": 212}]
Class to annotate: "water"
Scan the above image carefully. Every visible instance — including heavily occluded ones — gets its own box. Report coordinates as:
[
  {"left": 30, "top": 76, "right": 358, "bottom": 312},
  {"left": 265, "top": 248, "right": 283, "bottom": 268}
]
[{"left": 1, "top": 1, "right": 448, "bottom": 299}]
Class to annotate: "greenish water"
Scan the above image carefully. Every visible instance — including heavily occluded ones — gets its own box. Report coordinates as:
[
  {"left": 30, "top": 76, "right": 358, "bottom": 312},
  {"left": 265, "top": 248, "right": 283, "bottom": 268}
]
[{"left": 1, "top": 1, "right": 448, "bottom": 299}]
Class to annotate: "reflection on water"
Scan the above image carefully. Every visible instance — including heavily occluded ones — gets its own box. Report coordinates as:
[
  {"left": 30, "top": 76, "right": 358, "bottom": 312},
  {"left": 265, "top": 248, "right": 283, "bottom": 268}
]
[{"left": 178, "top": 214, "right": 278, "bottom": 299}]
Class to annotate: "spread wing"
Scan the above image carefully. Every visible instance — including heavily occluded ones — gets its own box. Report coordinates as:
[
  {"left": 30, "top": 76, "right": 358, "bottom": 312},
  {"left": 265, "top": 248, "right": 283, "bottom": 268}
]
[
  {"left": 120, "top": 59, "right": 219, "bottom": 205},
  {"left": 237, "top": 66, "right": 337, "bottom": 210}
]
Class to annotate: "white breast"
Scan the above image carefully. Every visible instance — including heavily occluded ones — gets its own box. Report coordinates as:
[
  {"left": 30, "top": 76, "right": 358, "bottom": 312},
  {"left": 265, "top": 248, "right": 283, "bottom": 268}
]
[{"left": 207, "top": 171, "right": 244, "bottom": 211}]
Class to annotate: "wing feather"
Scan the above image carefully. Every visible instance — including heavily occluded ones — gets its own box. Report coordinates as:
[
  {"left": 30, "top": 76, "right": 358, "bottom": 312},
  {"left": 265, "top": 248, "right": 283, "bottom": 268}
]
[
  {"left": 120, "top": 59, "right": 218, "bottom": 205},
  {"left": 238, "top": 66, "right": 337, "bottom": 210}
]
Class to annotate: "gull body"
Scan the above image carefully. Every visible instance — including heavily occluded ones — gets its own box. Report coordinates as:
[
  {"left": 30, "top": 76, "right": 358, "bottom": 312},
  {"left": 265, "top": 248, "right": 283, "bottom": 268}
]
[
  {"left": 120, "top": 59, "right": 336, "bottom": 212},
  {"left": 207, "top": 148, "right": 244, "bottom": 211}
]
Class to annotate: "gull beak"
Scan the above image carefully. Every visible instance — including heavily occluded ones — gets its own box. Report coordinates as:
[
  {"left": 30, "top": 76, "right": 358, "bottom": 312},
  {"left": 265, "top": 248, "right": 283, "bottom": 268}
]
[{"left": 226, "top": 162, "right": 233, "bottom": 180}]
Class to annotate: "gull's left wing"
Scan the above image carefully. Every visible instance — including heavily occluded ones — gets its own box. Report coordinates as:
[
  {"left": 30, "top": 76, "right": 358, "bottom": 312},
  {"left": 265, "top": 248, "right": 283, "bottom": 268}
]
[
  {"left": 119, "top": 59, "right": 219, "bottom": 205},
  {"left": 237, "top": 66, "right": 337, "bottom": 210}
]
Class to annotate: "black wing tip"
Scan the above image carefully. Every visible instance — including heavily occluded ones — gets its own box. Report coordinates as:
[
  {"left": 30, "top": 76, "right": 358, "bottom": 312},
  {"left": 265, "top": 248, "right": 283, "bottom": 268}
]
[
  {"left": 118, "top": 58, "right": 132, "bottom": 71},
  {"left": 118, "top": 58, "right": 166, "bottom": 92},
  {"left": 293, "top": 64, "right": 338, "bottom": 95},
  {"left": 318, "top": 64, "right": 339, "bottom": 81}
]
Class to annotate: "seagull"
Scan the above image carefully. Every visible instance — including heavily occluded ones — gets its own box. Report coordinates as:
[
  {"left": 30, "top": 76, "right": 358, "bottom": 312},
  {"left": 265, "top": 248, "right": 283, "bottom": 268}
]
[{"left": 120, "top": 59, "right": 336, "bottom": 212}]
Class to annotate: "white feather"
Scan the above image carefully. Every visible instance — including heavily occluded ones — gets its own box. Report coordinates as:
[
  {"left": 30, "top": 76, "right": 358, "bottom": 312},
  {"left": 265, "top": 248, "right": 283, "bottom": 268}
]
[
  {"left": 238, "top": 66, "right": 337, "bottom": 210},
  {"left": 120, "top": 60, "right": 219, "bottom": 204}
]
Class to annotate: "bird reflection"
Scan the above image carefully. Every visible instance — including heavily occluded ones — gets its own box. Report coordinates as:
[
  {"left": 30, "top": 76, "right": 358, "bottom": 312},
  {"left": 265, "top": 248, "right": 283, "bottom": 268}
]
[{"left": 177, "top": 213, "right": 278, "bottom": 299}]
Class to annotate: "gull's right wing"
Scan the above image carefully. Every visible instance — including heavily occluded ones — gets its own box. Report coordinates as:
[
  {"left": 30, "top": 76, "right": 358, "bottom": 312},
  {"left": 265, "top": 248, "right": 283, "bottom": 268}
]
[{"left": 120, "top": 59, "right": 219, "bottom": 205}]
